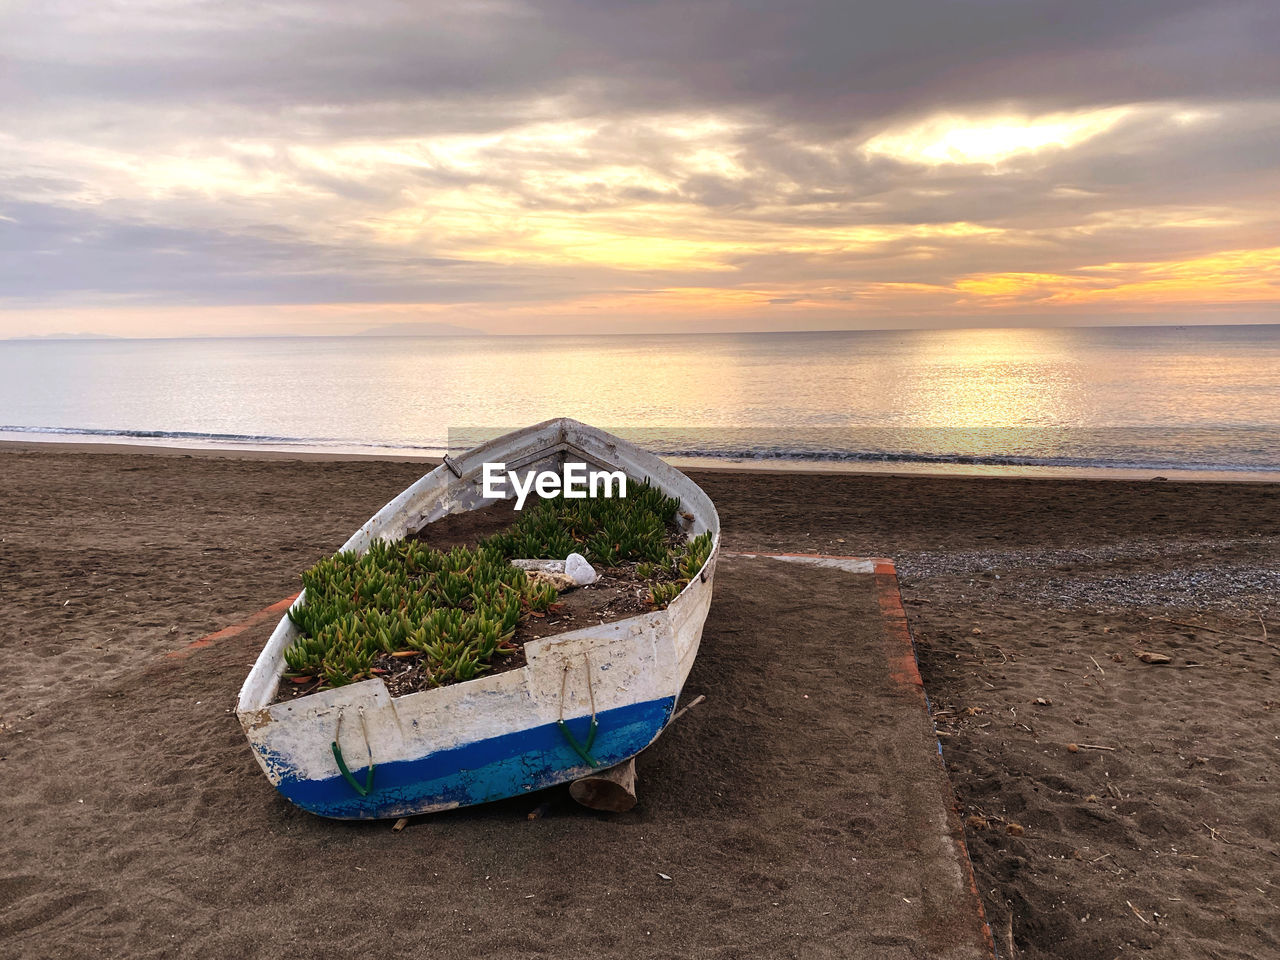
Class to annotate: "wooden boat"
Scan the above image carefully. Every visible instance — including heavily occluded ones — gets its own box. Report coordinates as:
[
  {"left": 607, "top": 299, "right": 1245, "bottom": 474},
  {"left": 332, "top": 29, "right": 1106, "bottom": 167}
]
[{"left": 235, "top": 418, "right": 720, "bottom": 819}]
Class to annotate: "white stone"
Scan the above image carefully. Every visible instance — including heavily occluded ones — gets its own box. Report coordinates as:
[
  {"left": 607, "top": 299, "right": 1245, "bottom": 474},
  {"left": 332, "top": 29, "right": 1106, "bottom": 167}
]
[{"left": 565, "top": 552, "right": 598, "bottom": 585}]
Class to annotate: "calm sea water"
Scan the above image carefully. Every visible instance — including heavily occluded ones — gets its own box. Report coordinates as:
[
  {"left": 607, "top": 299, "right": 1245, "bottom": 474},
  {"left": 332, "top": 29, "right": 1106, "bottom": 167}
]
[{"left": 2, "top": 326, "right": 1278, "bottom": 477}]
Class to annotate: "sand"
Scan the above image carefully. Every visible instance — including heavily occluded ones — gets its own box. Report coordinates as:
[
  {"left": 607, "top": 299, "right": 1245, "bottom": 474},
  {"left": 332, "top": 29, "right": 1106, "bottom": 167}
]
[{"left": 3, "top": 446, "right": 1278, "bottom": 959}]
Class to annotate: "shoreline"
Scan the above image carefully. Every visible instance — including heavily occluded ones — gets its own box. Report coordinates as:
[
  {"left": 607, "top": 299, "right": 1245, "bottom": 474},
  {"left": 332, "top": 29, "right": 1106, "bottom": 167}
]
[{"left": 4, "top": 434, "right": 1279, "bottom": 484}]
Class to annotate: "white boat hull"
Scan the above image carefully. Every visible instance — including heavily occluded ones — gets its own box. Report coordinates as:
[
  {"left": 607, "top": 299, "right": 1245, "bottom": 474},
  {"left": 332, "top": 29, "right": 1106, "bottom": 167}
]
[{"left": 235, "top": 419, "right": 719, "bottom": 819}]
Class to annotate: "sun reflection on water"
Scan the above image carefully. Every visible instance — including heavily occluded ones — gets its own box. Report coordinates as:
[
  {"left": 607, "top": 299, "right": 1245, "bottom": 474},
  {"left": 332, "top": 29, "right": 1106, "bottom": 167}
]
[
  {"left": 896, "top": 327, "right": 1084, "bottom": 426},
  {"left": 881, "top": 327, "right": 1091, "bottom": 459}
]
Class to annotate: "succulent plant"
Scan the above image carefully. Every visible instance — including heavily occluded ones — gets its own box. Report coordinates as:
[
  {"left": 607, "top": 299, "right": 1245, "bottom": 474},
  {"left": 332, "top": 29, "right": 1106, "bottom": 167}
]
[
  {"left": 280, "top": 474, "right": 709, "bottom": 692},
  {"left": 649, "top": 580, "right": 683, "bottom": 608}
]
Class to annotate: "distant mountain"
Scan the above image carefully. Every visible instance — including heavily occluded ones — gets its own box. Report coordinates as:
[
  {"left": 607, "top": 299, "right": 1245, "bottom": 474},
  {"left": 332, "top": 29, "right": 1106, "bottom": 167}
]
[
  {"left": 356, "top": 321, "right": 487, "bottom": 337},
  {"left": 2, "top": 323, "right": 487, "bottom": 341},
  {"left": 7, "top": 332, "right": 125, "bottom": 341}
]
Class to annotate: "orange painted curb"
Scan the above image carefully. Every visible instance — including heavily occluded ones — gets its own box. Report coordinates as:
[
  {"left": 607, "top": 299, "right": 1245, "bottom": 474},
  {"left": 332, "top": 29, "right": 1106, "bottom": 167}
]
[
  {"left": 167, "top": 593, "right": 298, "bottom": 659},
  {"left": 872, "top": 561, "right": 997, "bottom": 959},
  {"left": 874, "top": 564, "right": 925, "bottom": 692}
]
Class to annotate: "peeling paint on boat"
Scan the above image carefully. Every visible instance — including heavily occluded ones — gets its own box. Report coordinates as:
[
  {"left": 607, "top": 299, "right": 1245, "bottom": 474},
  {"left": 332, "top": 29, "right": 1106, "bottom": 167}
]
[{"left": 235, "top": 418, "right": 719, "bottom": 819}]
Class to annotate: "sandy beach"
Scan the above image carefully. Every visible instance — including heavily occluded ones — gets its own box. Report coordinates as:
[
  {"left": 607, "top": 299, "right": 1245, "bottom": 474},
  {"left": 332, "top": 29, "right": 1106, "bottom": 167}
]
[{"left": 2, "top": 445, "right": 1278, "bottom": 959}]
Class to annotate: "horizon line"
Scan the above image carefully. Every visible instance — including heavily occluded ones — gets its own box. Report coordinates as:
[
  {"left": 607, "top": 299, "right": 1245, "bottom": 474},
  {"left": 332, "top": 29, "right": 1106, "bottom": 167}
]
[{"left": 6, "top": 318, "right": 1280, "bottom": 343}]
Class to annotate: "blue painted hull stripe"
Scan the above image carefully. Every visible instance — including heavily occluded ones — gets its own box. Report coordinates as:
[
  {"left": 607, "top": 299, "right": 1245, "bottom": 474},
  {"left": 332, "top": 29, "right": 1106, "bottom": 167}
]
[{"left": 272, "top": 697, "right": 676, "bottom": 819}]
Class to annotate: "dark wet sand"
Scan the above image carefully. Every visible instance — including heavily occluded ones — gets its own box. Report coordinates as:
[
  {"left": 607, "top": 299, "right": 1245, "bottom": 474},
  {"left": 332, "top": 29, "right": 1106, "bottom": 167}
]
[{"left": 2, "top": 447, "right": 1277, "bottom": 959}]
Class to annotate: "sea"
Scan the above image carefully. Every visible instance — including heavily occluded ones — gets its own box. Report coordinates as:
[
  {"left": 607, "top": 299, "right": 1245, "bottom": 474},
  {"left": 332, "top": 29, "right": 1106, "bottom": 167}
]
[{"left": 2, "top": 325, "right": 1278, "bottom": 480}]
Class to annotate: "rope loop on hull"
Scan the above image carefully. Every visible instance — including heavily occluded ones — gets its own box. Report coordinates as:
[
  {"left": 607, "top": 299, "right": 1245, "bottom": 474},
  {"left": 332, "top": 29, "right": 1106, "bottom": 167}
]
[
  {"left": 332, "top": 705, "right": 376, "bottom": 796},
  {"left": 557, "top": 654, "right": 601, "bottom": 768}
]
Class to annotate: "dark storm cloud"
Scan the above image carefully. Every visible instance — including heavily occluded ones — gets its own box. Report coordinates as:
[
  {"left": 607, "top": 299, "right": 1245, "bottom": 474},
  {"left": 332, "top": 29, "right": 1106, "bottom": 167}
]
[{"left": 7, "top": 0, "right": 1278, "bottom": 131}]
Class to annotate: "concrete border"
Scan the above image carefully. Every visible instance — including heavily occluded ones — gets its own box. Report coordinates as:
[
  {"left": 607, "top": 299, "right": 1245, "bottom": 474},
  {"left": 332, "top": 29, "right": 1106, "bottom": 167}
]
[
  {"left": 179, "top": 553, "right": 996, "bottom": 957},
  {"left": 726, "top": 550, "right": 998, "bottom": 959}
]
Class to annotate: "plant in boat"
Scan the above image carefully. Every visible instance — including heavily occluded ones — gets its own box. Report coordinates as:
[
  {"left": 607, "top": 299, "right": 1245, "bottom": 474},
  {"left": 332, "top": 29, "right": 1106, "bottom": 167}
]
[{"left": 281, "top": 477, "right": 714, "bottom": 692}]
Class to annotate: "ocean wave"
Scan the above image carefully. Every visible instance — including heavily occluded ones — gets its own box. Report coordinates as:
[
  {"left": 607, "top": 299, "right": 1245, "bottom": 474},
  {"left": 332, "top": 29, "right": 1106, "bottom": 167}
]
[
  {"left": 4, "top": 423, "right": 1278, "bottom": 474},
  {"left": 647, "top": 445, "right": 1280, "bottom": 474},
  {"left": 0, "top": 424, "right": 443, "bottom": 453}
]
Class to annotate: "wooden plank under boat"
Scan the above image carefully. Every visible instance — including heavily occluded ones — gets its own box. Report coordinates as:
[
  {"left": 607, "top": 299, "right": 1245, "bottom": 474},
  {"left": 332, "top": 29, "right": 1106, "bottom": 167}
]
[{"left": 235, "top": 418, "right": 720, "bottom": 819}]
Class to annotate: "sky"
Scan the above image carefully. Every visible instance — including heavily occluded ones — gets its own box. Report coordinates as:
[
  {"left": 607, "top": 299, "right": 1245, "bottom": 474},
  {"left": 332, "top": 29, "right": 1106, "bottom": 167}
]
[{"left": 2, "top": 0, "right": 1279, "bottom": 337}]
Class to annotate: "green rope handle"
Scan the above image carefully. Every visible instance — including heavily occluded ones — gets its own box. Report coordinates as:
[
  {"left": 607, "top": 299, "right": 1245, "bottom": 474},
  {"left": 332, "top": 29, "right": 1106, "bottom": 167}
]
[
  {"left": 557, "top": 654, "right": 601, "bottom": 767},
  {"left": 331, "top": 740, "right": 375, "bottom": 796},
  {"left": 332, "top": 707, "right": 375, "bottom": 797},
  {"left": 557, "top": 717, "right": 600, "bottom": 768}
]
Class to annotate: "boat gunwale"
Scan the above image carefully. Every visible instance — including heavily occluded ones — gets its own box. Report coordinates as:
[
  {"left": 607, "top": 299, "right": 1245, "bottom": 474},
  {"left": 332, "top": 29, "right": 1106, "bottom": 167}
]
[{"left": 235, "top": 418, "right": 720, "bottom": 717}]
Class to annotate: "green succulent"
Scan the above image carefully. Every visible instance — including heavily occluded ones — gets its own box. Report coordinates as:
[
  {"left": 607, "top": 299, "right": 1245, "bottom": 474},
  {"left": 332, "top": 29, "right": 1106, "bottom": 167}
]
[{"left": 281, "top": 474, "right": 708, "bottom": 692}]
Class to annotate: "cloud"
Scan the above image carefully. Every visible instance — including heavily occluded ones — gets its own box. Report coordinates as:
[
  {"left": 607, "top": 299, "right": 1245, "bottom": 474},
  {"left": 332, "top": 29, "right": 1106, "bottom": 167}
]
[{"left": 0, "top": 0, "right": 1278, "bottom": 334}]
